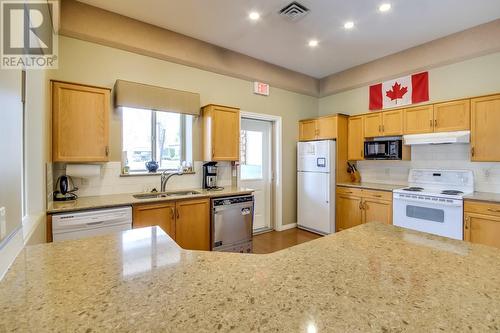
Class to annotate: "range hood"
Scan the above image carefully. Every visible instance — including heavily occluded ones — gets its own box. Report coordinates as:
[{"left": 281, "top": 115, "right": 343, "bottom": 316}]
[{"left": 403, "top": 130, "right": 470, "bottom": 145}]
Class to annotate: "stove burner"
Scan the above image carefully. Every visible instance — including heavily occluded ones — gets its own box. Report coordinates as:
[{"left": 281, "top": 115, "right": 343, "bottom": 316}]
[
  {"left": 441, "top": 190, "right": 464, "bottom": 196},
  {"left": 403, "top": 187, "right": 424, "bottom": 192}
]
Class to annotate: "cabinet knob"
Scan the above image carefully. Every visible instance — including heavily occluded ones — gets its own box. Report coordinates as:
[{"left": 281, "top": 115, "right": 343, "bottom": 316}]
[
  {"left": 471, "top": 147, "right": 475, "bottom": 157},
  {"left": 464, "top": 217, "right": 470, "bottom": 230},
  {"left": 105, "top": 146, "right": 109, "bottom": 156}
]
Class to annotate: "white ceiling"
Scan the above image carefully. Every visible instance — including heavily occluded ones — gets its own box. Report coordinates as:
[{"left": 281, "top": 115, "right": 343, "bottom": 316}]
[{"left": 76, "top": 0, "right": 500, "bottom": 78}]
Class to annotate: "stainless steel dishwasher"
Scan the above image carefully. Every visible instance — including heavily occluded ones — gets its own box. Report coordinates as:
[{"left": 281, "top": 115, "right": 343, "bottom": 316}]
[{"left": 211, "top": 195, "right": 254, "bottom": 253}]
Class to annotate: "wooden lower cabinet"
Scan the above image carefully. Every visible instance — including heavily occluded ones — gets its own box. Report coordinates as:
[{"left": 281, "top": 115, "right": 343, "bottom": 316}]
[
  {"left": 175, "top": 198, "right": 210, "bottom": 251},
  {"left": 133, "top": 202, "right": 176, "bottom": 239},
  {"left": 336, "top": 187, "right": 392, "bottom": 232},
  {"left": 133, "top": 198, "right": 210, "bottom": 250},
  {"left": 336, "top": 194, "right": 362, "bottom": 231},
  {"left": 464, "top": 200, "right": 500, "bottom": 249},
  {"left": 363, "top": 198, "right": 392, "bottom": 225}
]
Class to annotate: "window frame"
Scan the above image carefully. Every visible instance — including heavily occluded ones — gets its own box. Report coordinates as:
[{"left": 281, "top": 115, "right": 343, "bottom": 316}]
[{"left": 122, "top": 107, "right": 189, "bottom": 173}]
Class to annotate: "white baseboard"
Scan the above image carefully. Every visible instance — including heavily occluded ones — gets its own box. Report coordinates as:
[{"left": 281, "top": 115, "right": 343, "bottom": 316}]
[{"left": 275, "top": 223, "right": 297, "bottom": 231}]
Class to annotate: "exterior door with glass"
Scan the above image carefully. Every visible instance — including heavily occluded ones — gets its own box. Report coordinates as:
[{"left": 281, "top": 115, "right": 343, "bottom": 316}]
[{"left": 239, "top": 118, "right": 272, "bottom": 232}]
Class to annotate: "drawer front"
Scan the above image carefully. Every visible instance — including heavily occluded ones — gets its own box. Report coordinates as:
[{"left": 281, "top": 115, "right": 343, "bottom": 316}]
[
  {"left": 336, "top": 186, "right": 362, "bottom": 197},
  {"left": 361, "top": 189, "right": 392, "bottom": 201},
  {"left": 464, "top": 200, "right": 500, "bottom": 218}
]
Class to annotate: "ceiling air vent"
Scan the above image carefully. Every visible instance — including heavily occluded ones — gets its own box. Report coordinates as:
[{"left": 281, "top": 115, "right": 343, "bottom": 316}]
[{"left": 279, "top": 1, "right": 309, "bottom": 21}]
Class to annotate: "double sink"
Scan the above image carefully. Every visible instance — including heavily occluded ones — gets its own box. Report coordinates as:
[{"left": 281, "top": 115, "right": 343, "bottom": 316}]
[{"left": 133, "top": 190, "right": 202, "bottom": 200}]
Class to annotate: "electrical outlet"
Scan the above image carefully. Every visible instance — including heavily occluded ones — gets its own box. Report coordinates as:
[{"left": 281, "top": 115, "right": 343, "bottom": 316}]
[{"left": 0, "top": 207, "right": 6, "bottom": 239}]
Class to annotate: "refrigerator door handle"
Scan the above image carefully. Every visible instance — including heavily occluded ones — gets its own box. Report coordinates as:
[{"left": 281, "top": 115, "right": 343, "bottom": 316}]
[{"left": 325, "top": 183, "right": 330, "bottom": 203}]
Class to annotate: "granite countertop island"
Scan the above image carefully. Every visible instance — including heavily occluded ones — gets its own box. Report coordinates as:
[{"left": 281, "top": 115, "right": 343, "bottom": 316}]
[
  {"left": 47, "top": 186, "right": 254, "bottom": 214},
  {"left": 1, "top": 223, "right": 500, "bottom": 332}
]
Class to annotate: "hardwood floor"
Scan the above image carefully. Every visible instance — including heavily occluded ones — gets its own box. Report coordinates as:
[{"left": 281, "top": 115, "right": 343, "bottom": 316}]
[{"left": 252, "top": 228, "right": 322, "bottom": 254}]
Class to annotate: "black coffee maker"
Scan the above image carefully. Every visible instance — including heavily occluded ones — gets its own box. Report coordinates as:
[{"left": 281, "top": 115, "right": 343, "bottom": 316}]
[{"left": 203, "top": 162, "right": 219, "bottom": 189}]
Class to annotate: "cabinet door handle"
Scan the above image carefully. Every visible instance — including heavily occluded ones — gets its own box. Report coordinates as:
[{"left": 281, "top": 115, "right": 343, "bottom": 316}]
[
  {"left": 212, "top": 148, "right": 215, "bottom": 158},
  {"left": 378, "top": 125, "right": 381, "bottom": 133},
  {"left": 170, "top": 207, "right": 175, "bottom": 220},
  {"left": 464, "top": 217, "right": 470, "bottom": 230},
  {"left": 382, "top": 125, "right": 385, "bottom": 133},
  {"left": 373, "top": 194, "right": 382, "bottom": 198},
  {"left": 429, "top": 119, "right": 433, "bottom": 128},
  {"left": 105, "top": 146, "right": 109, "bottom": 156},
  {"left": 471, "top": 147, "right": 475, "bottom": 157},
  {"left": 176, "top": 208, "right": 180, "bottom": 219},
  {"left": 359, "top": 201, "right": 363, "bottom": 210},
  {"left": 434, "top": 119, "right": 438, "bottom": 127},
  {"left": 487, "top": 208, "right": 500, "bottom": 213}
]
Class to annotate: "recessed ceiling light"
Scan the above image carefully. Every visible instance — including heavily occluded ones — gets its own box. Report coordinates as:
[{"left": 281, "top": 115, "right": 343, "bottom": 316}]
[
  {"left": 249, "top": 12, "right": 260, "bottom": 20},
  {"left": 344, "top": 21, "right": 354, "bottom": 30},
  {"left": 308, "top": 39, "right": 319, "bottom": 47},
  {"left": 379, "top": 3, "right": 391, "bottom": 12}
]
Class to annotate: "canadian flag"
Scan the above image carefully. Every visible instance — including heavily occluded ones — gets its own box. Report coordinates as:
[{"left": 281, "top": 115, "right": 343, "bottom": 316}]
[{"left": 369, "top": 72, "right": 429, "bottom": 110}]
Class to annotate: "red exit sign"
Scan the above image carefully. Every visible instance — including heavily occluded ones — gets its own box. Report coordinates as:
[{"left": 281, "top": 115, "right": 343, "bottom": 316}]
[{"left": 253, "top": 82, "right": 270, "bottom": 96}]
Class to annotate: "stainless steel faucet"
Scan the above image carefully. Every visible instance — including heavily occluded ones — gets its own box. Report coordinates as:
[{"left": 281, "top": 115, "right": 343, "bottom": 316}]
[{"left": 160, "top": 171, "right": 183, "bottom": 192}]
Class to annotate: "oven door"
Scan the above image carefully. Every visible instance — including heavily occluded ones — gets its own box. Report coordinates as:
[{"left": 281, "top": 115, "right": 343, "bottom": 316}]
[{"left": 393, "top": 196, "right": 463, "bottom": 240}]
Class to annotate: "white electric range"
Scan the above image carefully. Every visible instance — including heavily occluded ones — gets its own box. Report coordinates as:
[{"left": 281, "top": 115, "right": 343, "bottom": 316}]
[{"left": 393, "top": 169, "right": 474, "bottom": 240}]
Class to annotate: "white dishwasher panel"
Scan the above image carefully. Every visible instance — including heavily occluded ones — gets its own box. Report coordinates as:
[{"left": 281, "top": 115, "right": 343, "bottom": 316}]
[{"left": 52, "top": 206, "right": 132, "bottom": 242}]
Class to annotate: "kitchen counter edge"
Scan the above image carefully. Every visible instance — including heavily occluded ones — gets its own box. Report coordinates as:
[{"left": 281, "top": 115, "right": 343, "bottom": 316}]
[{"left": 46, "top": 187, "right": 254, "bottom": 214}]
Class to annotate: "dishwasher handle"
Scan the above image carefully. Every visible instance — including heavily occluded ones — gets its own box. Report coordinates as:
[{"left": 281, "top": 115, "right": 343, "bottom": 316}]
[{"left": 213, "top": 201, "right": 254, "bottom": 213}]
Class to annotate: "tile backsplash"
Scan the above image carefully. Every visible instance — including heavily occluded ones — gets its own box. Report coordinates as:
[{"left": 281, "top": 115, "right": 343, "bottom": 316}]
[
  {"left": 357, "top": 144, "right": 500, "bottom": 192},
  {"left": 50, "top": 161, "right": 233, "bottom": 198}
]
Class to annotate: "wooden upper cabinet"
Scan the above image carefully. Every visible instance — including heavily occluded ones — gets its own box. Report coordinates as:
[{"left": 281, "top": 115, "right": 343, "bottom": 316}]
[
  {"left": 202, "top": 104, "right": 240, "bottom": 161},
  {"left": 175, "top": 198, "right": 210, "bottom": 251},
  {"left": 471, "top": 94, "right": 500, "bottom": 162},
  {"left": 382, "top": 109, "right": 403, "bottom": 136},
  {"left": 403, "top": 105, "right": 434, "bottom": 134},
  {"left": 433, "top": 99, "right": 470, "bottom": 132},
  {"left": 363, "top": 113, "right": 383, "bottom": 138},
  {"left": 299, "top": 116, "right": 339, "bottom": 141},
  {"left": 347, "top": 116, "right": 364, "bottom": 160},
  {"left": 133, "top": 202, "right": 176, "bottom": 239},
  {"left": 299, "top": 119, "right": 318, "bottom": 141},
  {"left": 52, "top": 81, "right": 110, "bottom": 162},
  {"left": 316, "top": 116, "right": 338, "bottom": 140}
]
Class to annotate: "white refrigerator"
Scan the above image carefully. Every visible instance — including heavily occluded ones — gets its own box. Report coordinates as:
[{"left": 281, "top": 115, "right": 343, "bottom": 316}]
[{"left": 297, "top": 140, "right": 336, "bottom": 235}]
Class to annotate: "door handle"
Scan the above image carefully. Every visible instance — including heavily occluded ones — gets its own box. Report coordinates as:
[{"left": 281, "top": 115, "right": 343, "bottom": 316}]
[
  {"left": 464, "top": 217, "right": 470, "bottom": 230},
  {"left": 429, "top": 119, "right": 433, "bottom": 128},
  {"left": 471, "top": 147, "right": 475, "bottom": 157},
  {"left": 359, "top": 201, "right": 363, "bottom": 210},
  {"left": 170, "top": 207, "right": 175, "bottom": 220},
  {"left": 176, "top": 208, "right": 180, "bottom": 219},
  {"left": 487, "top": 208, "right": 500, "bottom": 213},
  {"left": 434, "top": 119, "right": 437, "bottom": 127},
  {"left": 105, "top": 146, "right": 109, "bottom": 156}
]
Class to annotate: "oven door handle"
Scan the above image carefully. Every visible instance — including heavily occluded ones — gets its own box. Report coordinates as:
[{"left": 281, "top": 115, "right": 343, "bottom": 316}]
[{"left": 393, "top": 196, "right": 462, "bottom": 207}]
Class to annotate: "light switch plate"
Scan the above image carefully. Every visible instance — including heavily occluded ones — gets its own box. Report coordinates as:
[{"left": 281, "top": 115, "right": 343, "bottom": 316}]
[{"left": 0, "top": 207, "right": 6, "bottom": 239}]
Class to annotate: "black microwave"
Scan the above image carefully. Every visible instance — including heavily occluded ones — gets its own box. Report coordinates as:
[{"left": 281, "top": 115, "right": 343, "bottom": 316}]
[{"left": 364, "top": 140, "right": 403, "bottom": 160}]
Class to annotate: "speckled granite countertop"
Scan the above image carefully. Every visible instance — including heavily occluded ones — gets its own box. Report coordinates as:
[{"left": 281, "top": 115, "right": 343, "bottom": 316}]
[
  {"left": 47, "top": 187, "right": 254, "bottom": 214},
  {"left": 2, "top": 223, "right": 499, "bottom": 332},
  {"left": 337, "top": 182, "right": 406, "bottom": 192},
  {"left": 464, "top": 191, "right": 500, "bottom": 204}
]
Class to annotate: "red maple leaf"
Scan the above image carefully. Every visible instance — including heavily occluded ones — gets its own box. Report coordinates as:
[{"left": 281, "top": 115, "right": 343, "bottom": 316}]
[{"left": 386, "top": 82, "right": 408, "bottom": 102}]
